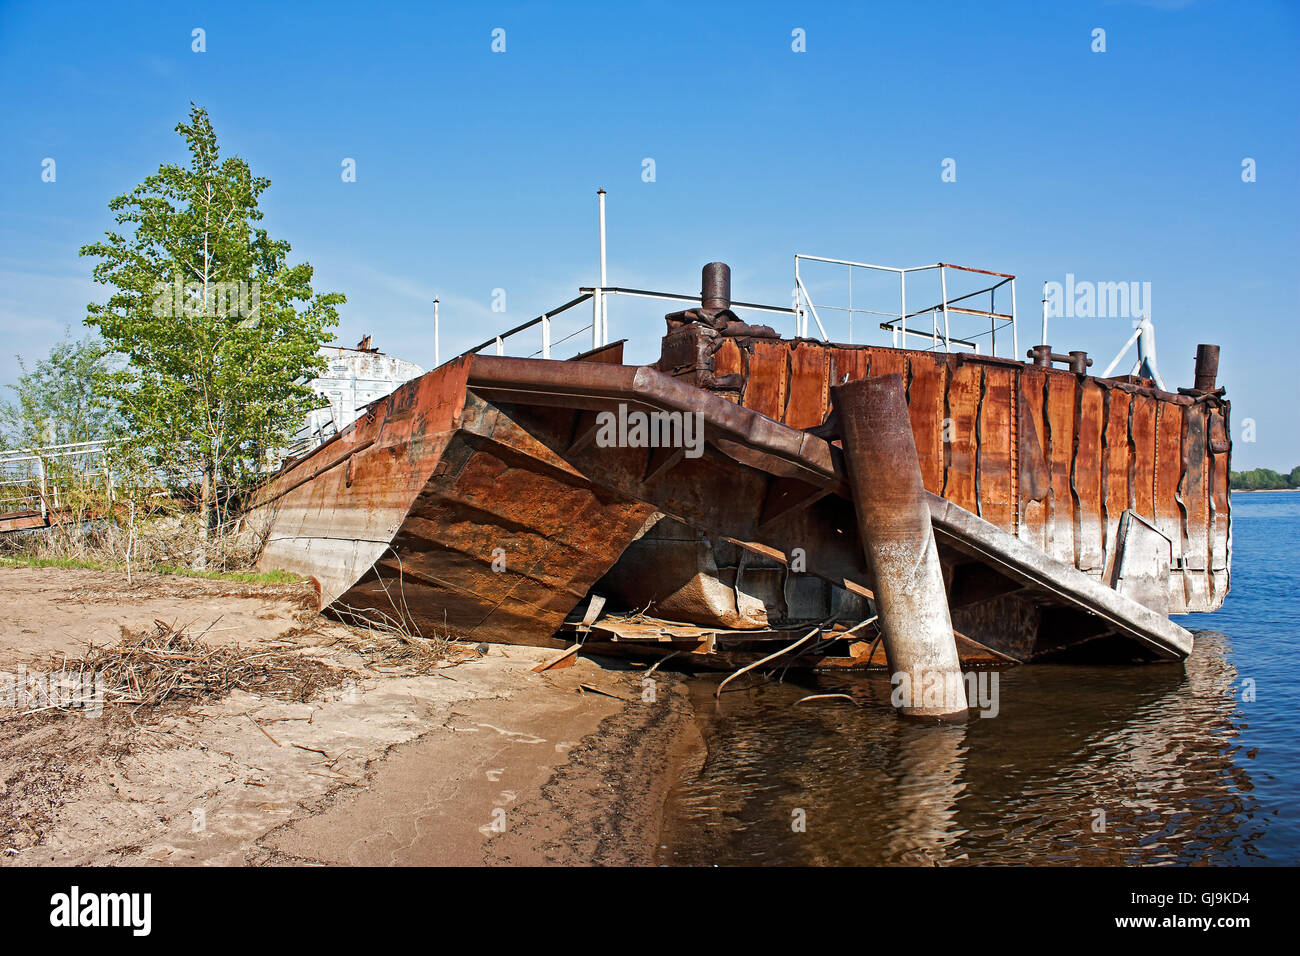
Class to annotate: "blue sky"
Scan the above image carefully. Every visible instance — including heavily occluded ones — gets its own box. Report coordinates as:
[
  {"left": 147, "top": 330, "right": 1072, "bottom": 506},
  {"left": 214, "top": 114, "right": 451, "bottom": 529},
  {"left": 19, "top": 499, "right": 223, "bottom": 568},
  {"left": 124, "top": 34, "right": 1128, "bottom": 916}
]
[{"left": 1, "top": 0, "right": 1296, "bottom": 467}]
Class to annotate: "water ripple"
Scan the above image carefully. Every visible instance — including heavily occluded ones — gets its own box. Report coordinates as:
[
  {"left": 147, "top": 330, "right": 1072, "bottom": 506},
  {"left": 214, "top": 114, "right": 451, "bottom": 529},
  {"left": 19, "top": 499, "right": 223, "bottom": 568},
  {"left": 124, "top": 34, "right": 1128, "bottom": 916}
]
[{"left": 657, "top": 492, "right": 1298, "bottom": 866}]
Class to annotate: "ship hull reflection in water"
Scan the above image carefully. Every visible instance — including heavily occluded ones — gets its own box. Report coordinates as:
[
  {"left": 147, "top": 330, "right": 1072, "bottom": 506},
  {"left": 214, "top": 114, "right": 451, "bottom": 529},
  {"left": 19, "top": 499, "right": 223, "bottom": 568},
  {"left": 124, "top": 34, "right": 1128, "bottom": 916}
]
[{"left": 659, "top": 631, "right": 1258, "bottom": 865}]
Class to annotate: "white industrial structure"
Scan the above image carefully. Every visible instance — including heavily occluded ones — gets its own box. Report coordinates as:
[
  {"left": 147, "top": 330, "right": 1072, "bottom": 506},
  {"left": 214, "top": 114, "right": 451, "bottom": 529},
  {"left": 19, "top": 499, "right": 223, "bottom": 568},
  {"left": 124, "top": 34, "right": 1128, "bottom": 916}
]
[{"left": 290, "top": 337, "right": 424, "bottom": 456}]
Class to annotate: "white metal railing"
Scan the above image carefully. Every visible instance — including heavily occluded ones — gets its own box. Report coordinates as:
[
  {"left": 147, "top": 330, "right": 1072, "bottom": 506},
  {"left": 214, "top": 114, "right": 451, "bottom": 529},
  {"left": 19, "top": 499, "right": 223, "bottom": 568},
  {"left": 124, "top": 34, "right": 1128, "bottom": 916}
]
[
  {"left": 462, "top": 293, "right": 596, "bottom": 361},
  {"left": 0, "top": 440, "right": 117, "bottom": 520},
  {"left": 793, "top": 255, "right": 1018, "bottom": 358},
  {"left": 461, "top": 188, "right": 801, "bottom": 362}
]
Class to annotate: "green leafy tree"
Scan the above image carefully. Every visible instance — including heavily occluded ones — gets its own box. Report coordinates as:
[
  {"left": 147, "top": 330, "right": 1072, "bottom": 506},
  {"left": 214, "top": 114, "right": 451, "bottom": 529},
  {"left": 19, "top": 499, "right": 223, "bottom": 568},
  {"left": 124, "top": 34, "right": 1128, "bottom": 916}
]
[
  {"left": 80, "top": 105, "right": 343, "bottom": 556},
  {"left": 0, "top": 331, "right": 118, "bottom": 450},
  {"left": 1231, "top": 468, "right": 1290, "bottom": 490},
  {"left": 1289, "top": 466, "right": 1300, "bottom": 489}
]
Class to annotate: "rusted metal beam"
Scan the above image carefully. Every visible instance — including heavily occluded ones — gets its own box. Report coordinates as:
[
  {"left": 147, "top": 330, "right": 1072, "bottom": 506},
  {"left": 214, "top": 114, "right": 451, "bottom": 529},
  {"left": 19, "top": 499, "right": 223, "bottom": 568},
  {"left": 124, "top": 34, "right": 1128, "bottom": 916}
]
[
  {"left": 642, "top": 444, "right": 686, "bottom": 484},
  {"left": 946, "top": 560, "right": 1026, "bottom": 609},
  {"left": 467, "top": 354, "right": 845, "bottom": 491},
  {"left": 757, "top": 475, "right": 832, "bottom": 531}
]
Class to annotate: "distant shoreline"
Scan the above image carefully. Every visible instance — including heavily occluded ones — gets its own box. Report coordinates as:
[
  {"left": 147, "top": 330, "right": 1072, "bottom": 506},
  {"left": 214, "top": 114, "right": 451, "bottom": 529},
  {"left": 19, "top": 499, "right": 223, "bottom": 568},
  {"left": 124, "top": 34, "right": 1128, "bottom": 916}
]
[{"left": 1233, "top": 487, "right": 1300, "bottom": 493}]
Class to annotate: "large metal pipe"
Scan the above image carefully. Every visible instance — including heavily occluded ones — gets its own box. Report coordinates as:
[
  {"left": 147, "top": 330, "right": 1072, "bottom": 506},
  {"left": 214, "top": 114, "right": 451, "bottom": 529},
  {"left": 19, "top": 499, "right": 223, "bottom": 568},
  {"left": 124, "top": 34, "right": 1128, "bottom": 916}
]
[
  {"left": 832, "top": 373, "right": 967, "bottom": 720},
  {"left": 1194, "top": 344, "right": 1220, "bottom": 392},
  {"left": 702, "top": 262, "right": 731, "bottom": 312}
]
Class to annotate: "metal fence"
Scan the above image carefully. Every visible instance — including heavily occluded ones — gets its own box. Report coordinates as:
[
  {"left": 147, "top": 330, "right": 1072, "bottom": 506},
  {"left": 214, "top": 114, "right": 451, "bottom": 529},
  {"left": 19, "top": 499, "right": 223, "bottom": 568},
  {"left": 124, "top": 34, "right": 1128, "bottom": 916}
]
[
  {"left": 793, "top": 255, "right": 1019, "bottom": 358},
  {"left": 0, "top": 440, "right": 117, "bottom": 519},
  {"left": 462, "top": 287, "right": 796, "bottom": 360},
  {"left": 462, "top": 256, "right": 1019, "bottom": 362}
]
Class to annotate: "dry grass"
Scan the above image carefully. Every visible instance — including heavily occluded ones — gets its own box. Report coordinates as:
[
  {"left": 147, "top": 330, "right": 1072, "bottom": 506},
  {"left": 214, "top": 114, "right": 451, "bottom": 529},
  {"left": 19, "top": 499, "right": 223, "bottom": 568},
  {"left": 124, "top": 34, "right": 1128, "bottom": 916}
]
[{"left": 0, "top": 501, "right": 276, "bottom": 579}]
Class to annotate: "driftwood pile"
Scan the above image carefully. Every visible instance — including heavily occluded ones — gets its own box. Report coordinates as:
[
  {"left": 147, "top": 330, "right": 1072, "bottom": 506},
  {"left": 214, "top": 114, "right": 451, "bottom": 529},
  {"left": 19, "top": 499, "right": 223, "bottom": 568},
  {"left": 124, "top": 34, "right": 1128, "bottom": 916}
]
[
  {"left": 325, "top": 603, "right": 452, "bottom": 674},
  {"left": 59, "top": 618, "right": 349, "bottom": 709}
]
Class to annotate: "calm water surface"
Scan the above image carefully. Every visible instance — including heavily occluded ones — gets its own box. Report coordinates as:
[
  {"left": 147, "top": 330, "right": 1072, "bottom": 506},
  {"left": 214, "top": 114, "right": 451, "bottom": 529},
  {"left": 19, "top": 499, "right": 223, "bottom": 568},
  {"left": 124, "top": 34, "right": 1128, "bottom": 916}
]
[{"left": 658, "top": 491, "right": 1297, "bottom": 865}]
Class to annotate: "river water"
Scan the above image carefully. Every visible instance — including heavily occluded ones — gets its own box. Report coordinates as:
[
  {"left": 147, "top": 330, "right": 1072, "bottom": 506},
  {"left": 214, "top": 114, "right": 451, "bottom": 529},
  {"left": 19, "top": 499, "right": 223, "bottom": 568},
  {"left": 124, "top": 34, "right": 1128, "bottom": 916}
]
[{"left": 657, "top": 490, "right": 1297, "bottom": 865}]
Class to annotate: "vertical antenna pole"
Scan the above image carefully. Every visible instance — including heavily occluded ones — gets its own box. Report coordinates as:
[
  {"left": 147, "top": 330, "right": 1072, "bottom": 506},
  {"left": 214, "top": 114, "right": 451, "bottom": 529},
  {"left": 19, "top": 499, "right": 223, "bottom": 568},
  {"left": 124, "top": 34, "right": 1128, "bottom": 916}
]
[
  {"left": 597, "top": 188, "right": 607, "bottom": 347},
  {"left": 899, "top": 270, "right": 906, "bottom": 349},
  {"left": 433, "top": 296, "right": 440, "bottom": 367},
  {"left": 1040, "top": 281, "right": 1049, "bottom": 348},
  {"left": 940, "top": 264, "right": 951, "bottom": 352},
  {"left": 1010, "top": 278, "right": 1018, "bottom": 360},
  {"left": 794, "top": 255, "right": 803, "bottom": 337}
]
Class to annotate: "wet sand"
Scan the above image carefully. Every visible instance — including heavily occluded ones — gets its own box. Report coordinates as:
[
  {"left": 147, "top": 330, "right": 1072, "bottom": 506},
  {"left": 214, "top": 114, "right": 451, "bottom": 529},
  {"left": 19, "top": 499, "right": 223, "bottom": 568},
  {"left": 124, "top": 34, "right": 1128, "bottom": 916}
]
[{"left": 0, "top": 567, "right": 703, "bottom": 866}]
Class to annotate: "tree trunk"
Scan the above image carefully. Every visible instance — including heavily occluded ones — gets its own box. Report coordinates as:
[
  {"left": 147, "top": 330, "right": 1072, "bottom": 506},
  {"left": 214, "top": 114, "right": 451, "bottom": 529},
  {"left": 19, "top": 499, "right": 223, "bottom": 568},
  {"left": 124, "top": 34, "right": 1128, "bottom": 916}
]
[{"left": 196, "top": 466, "right": 212, "bottom": 570}]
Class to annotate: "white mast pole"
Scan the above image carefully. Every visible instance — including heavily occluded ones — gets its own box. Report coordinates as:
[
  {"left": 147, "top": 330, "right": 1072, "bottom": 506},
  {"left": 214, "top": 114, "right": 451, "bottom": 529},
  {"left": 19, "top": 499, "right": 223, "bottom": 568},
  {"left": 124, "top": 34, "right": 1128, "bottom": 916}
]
[
  {"left": 1040, "top": 281, "right": 1049, "bottom": 346},
  {"left": 598, "top": 188, "right": 608, "bottom": 347}
]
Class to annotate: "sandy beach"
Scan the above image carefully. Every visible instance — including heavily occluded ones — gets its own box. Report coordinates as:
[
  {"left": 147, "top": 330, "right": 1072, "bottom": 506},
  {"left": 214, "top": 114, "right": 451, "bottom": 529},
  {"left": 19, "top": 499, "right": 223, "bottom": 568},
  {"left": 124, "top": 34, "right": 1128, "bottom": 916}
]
[{"left": 0, "top": 566, "right": 703, "bottom": 866}]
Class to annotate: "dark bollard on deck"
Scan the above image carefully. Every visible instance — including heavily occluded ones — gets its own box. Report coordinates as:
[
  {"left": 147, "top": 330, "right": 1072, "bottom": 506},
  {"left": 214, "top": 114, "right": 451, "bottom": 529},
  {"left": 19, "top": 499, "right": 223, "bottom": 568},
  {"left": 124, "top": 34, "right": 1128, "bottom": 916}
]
[{"left": 832, "top": 373, "right": 968, "bottom": 721}]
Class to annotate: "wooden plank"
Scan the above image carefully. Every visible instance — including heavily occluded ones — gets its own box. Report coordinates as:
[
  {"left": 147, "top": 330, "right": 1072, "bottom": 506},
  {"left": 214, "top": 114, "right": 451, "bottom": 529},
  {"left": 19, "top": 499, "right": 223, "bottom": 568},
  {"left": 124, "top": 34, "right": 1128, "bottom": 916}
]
[
  {"left": 533, "top": 643, "right": 582, "bottom": 672},
  {"left": 0, "top": 511, "right": 48, "bottom": 534}
]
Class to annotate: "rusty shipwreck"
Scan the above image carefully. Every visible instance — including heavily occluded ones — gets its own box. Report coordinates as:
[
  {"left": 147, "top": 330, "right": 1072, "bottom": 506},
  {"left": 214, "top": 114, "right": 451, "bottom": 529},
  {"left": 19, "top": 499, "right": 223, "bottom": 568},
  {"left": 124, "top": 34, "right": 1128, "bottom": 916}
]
[{"left": 251, "top": 258, "right": 1231, "bottom": 687}]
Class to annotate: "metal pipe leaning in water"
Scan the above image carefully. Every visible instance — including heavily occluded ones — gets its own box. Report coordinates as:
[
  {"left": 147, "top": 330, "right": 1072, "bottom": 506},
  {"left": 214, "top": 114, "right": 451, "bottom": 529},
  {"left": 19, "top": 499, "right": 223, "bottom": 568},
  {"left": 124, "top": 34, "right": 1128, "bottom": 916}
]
[{"left": 831, "top": 373, "right": 968, "bottom": 721}]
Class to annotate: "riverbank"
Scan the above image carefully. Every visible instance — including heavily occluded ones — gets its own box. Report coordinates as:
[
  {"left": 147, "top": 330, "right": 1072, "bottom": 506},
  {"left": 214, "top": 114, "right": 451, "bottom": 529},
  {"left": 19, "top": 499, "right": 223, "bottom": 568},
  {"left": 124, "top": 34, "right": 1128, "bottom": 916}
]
[{"left": 0, "top": 567, "right": 702, "bottom": 866}]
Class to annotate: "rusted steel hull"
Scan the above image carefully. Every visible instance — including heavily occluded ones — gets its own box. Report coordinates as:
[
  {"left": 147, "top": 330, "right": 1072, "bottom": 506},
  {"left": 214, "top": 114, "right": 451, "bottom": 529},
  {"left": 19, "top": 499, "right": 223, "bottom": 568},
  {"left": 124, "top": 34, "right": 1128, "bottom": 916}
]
[
  {"left": 657, "top": 326, "right": 1231, "bottom": 614},
  {"left": 252, "top": 356, "right": 656, "bottom": 646},
  {"left": 254, "top": 324, "right": 1209, "bottom": 668}
]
